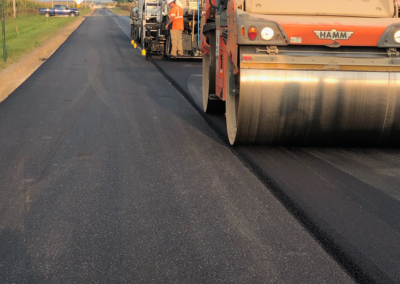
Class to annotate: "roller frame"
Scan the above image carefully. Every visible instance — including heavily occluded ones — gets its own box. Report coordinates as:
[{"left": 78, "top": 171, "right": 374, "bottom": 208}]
[{"left": 201, "top": 0, "right": 400, "bottom": 146}]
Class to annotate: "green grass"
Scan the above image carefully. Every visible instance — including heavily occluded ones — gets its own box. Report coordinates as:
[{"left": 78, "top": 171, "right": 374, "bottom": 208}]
[
  {"left": 110, "top": 7, "right": 130, "bottom": 16},
  {"left": 0, "top": 8, "right": 91, "bottom": 70}
]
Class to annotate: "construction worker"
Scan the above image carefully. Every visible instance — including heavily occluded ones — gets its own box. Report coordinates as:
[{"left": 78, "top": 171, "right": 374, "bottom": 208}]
[{"left": 165, "top": 0, "right": 184, "bottom": 57}]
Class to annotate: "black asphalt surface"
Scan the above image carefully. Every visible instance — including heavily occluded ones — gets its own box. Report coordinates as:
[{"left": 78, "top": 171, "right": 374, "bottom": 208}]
[
  {"left": 112, "top": 11, "right": 400, "bottom": 284},
  {"left": 154, "top": 59, "right": 400, "bottom": 284},
  {"left": 0, "top": 9, "right": 399, "bottom": 284},
  {"left": 0, "top": 9, "right": 355, "bottom": 283}
]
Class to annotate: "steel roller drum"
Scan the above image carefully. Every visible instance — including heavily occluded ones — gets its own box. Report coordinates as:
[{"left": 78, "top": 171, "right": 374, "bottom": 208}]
[{"left": 233, "top": 69, "right": 400, "bottom": 145}]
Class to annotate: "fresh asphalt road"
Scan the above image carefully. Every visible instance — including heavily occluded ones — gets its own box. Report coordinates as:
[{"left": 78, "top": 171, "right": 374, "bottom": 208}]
[
  {"left": 0, "top": 9, "right": 352, "bottom": 284},
  {"left": 0, "top": 9, "right": 394, "bottom": 284},
  {"left": 114, "top": 10, "right": 400, "bottom": 284}
]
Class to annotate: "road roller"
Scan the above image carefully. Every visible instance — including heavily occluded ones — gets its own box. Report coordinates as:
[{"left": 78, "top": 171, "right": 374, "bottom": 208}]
[{"left": 201, "top": 0, "right": 400, "bottom": 145}]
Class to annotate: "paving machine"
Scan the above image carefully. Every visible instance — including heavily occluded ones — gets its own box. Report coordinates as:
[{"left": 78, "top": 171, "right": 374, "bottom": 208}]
[
  {"left": 130, "top": 0, "right": 202, "bottom": 59},
  {"left": 201, "top": 0, "right": 400, "bottom": 145}
]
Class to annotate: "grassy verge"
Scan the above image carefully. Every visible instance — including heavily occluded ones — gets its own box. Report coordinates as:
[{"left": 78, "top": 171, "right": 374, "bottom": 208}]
[
  {"left": 0, "top": 8, "right": 91, "bottom": 70},
  {"left": 110, "top": 7, "right": 130, "bottom": 16}
]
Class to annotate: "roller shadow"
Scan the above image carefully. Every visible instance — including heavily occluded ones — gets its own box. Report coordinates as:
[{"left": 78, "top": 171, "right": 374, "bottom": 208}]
[{"left": 149, "top": 60, "right": 229, "bottom": 146}]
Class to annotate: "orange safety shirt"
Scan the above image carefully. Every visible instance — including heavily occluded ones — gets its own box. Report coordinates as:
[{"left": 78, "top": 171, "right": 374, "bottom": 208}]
[{"left": 169, "top": 5, "right": 184, "bottom": 31}]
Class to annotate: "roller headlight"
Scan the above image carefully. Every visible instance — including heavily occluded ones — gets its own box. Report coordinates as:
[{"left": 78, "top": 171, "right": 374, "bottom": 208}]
[
  {"left": 394, "top": 29, "right": 400, "bottom": 43},
  {"left": 261, "top": 27, "right": 274, "bottom": 41}
]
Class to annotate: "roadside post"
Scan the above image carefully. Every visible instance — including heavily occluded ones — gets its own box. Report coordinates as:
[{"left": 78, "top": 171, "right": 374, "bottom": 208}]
[
  {"left": 189, "top": 1, "right": 198, "bottom": 44},
  {"left": 1, "top": 0, "right": 6, "bottom": 62}
]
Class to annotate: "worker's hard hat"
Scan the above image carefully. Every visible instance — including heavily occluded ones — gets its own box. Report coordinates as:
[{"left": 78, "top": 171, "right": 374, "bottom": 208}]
[{"left": 166, "top": 0, "right": 175, "bottom": 4}]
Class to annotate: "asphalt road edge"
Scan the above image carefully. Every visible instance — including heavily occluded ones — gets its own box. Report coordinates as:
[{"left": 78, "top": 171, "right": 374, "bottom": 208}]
[{"left": 0, "top": 12, "right": 93, "bottom": 104}]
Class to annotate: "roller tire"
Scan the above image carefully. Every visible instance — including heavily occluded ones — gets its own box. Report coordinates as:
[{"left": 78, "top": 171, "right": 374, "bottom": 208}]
[
  {"left": 225, "top": 59, "right": 240, "bottom": 145},
  {"left": 202, "top": 31, "right": 225, "bottom": 113}
]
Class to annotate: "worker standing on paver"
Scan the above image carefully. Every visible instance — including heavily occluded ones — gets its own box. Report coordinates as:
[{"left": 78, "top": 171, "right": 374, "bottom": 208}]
[{"left": 165, "top": 0, "right": 184, "bottom": 57}]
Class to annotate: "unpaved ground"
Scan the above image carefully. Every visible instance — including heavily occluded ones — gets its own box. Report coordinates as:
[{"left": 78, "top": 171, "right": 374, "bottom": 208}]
[{"left": 0, "top": 13, "right": 92, "bottom": 103}]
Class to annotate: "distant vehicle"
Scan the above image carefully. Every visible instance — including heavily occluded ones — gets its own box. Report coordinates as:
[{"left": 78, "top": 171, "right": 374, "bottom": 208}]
[{"left": 39, "top": 5, "right": 80, "bottom": 17}]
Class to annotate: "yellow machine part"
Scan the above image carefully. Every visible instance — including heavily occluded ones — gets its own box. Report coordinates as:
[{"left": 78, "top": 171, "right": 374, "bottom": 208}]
[{"left": 227, "top": 68, "right": 400, "bottom": 146}]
